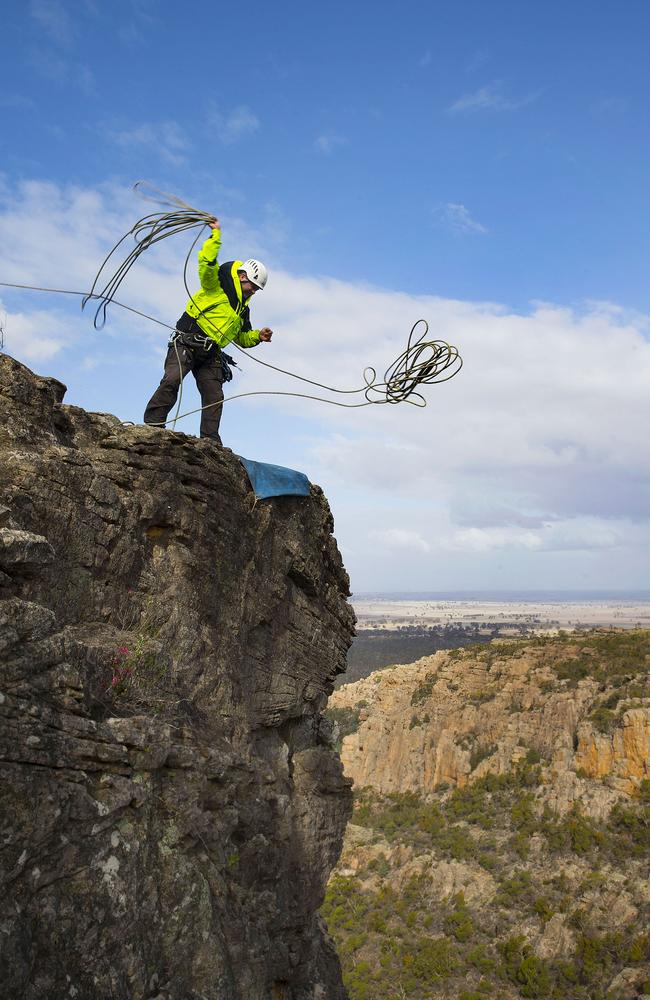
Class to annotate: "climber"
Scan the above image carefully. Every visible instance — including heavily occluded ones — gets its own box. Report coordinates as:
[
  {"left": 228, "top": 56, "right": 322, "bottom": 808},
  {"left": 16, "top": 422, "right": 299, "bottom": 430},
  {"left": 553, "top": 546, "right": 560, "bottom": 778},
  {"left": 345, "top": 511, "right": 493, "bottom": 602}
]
[{"left": 143, "top": 218, "right": 273, "bottom": 444}]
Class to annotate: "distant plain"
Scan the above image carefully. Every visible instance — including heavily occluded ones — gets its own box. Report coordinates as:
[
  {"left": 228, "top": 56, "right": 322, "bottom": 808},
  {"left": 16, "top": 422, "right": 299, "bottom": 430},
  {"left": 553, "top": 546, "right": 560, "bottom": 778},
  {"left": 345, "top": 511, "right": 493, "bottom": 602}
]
[
  {"left": 352, "top": 596, "right": 650, "bottom": 632},
  {"left": 343, "top": 594, "right": 650, "bottom": 685}
]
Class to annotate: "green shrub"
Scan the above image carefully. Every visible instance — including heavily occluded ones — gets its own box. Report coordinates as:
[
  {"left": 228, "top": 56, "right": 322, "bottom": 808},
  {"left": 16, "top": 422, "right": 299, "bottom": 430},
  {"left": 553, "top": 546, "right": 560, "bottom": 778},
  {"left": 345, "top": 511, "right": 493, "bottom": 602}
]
[
  {"left": 468, "top": 690, "right": 497, "bottom": 706},
  {"left": 495, "top": 870, "right": 533, "bottom": 906},
  {"left": 589, "top": 706, "right": 617, "bottom": 733},
  {"left": 406, "top": 935, "right": 458, "bottom": 980},
  {"left": 469, "top": 743, "right": 497, "bottom": 771},
  {"left": 466, "top": 943, "right": 496, "bottom": 975},
  {"left": 511, "top": 793, "right": 537, "bottom": 834},
  {"left": 444, "top": 893, "right": 475, "bottom": 942},
  {"left": 411, "top": 673, "right": 437, "bottom": 705},
  {"left": 540, "top": 806, "right": 604, "bottom": 855},
  {"left": 498, "top": 937, "right": 552, "bottom": 998},
  {"left": 533, "top": 896, "right": 555, "bottom": 922}
]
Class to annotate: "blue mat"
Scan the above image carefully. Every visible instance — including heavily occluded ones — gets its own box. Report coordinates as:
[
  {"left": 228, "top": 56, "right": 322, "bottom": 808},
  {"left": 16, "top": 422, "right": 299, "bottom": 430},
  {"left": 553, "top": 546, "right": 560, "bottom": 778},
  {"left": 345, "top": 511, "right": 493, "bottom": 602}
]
[{"left": 238, "top": 456, "right": 311, "bottom": 500}]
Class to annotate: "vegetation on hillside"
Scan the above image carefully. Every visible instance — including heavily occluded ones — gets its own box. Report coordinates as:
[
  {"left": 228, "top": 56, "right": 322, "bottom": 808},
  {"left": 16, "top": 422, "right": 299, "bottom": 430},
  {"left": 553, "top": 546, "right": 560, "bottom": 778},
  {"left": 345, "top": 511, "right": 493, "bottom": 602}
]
[
  {"left": 323, "top": 630, "right": 650, "bottom": 999},
  {"left": 340, "top": 624, "right": 525, "bottom": 686},
  {"left": 324, "top": 780, "right": 650, "bottom": 999}
]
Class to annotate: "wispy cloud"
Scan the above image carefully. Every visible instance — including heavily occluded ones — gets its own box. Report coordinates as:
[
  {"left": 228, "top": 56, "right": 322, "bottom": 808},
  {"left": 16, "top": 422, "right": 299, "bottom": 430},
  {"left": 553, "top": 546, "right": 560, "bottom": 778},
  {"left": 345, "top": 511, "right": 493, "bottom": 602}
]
[
  {"left": 371, "top": 529, "right": 431, "bottom": 553},
  {"left": 117, "top": 0, "right": 159, "bottom": 45},
  {"left": 0, "top": 94, "right": 36, "bottom": 111},
  {"left": 108, "top": 121, "right": 189, "bottom": 166},
  {"left": 448, "top": 526, "right": 542, "bottom": 552},
  {"left": 435, "top": 202, "right": 488, "bottom": 235},
  {"left": 314, "top": 134, "right": 348, "bottom": 154},
  {"left": 29, "top": 0, "right": 74, "bottom": 46},
  {"left": 465, "top": 49, "right": 490, "bottom": 74},
  {"left": 592, "top": 97, "right": 628, "bottom": 115},
  {"left": 27, "top": 47, "right": 95, "bottom": 93},
  {"left": 447, "top": 82, "right": 539, "bottom": 113},
  {"left": 208, "top": 106, "right": 260, "bottom": 145},
  {"left": 77, "top": 65, "right": 96, "bottom": 97}
]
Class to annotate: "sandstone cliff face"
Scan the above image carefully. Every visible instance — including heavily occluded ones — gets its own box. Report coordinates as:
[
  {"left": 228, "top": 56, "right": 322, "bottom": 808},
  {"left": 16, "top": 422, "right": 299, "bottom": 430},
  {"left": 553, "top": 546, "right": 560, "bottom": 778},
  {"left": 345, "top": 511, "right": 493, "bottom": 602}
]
[
  {"left": 330, "top": 638, "right": 650, "bottom": 815},
  {"left": 0, "top": 355, "right": 355, "bottom": 1000},
  {"left": 325, "top": 637, "right": 650, "bottom": 999}
]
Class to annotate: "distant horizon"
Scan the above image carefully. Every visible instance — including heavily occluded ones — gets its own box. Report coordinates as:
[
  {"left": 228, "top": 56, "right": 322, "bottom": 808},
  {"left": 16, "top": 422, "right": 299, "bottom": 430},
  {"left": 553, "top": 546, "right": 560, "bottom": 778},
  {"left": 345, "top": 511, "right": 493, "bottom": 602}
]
[{"left": 352, "top": 589, "right": 650, "bottom": 602}]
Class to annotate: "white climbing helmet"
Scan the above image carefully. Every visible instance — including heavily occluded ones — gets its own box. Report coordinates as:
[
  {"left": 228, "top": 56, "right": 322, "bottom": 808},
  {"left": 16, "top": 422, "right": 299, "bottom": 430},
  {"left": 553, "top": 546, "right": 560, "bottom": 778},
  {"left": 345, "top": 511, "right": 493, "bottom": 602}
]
[{"left": 240, "top": 258, "right": 268, "bottom": 290}]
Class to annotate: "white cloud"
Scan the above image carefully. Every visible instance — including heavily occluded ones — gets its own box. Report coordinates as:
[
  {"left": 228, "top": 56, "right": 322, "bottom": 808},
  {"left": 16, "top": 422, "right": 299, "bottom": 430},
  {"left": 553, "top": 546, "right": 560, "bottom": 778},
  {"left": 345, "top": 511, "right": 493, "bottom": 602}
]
[
  {"left": 315, "top": 134, "right": 348, "bottom": 154},
  {"left": 592, "top": 97, "right": 628, "bottom": 115},
  {"left": 108, "top": 121, "right": 188, "bottom": 166},
  {"left": 0, "top": 306, "right": 77, "bottom": 360},
  {"left": 208, "top": 106, "right": 260, "bottom": 145},
  {"left": 447, "top": 83, "right": 539, "bottom": 113},
  {"left": 371, "top": 528, "right": 431, "bottom": 553},
  {"left": 448, "top": 526, "right": 543, "bottom": 552},
  {"left": 436, "top": 202, "right": 488, "bottom": 235}
]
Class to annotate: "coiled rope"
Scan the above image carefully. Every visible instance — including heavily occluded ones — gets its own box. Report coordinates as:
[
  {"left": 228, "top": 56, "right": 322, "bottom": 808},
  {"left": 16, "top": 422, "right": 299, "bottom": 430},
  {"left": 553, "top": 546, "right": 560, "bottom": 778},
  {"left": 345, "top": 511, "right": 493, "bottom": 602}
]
[{"left": 0, "top": 183, "right": 463, "bottom": 423}]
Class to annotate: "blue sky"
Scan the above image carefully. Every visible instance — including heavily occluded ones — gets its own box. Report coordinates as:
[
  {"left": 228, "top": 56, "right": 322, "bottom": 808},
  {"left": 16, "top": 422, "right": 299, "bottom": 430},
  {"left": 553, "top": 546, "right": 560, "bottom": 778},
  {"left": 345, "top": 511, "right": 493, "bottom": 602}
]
[{"left": 1, "top": 0, "right": 650, "bottom": 592}]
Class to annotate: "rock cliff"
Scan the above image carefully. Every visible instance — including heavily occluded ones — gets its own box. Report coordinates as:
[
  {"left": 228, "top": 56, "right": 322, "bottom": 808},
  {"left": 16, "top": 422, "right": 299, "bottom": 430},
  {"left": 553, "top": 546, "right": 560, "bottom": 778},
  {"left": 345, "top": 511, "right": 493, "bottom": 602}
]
[
  {"left": 0, "top": 354, "right": 356, "bottom": 1000},
  {"left": 330, "top": 635, "right": 650, "bottom": 813},
  {"left": 325, "top": 634, "right": 650, "bottom": 999}
]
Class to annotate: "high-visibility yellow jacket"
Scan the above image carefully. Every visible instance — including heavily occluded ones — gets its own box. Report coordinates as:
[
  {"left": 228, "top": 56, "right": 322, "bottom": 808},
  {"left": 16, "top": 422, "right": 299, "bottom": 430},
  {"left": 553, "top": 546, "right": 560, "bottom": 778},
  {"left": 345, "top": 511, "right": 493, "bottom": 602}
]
[{"left": 184, "top": 230, "right": 261, "bottom": 348}]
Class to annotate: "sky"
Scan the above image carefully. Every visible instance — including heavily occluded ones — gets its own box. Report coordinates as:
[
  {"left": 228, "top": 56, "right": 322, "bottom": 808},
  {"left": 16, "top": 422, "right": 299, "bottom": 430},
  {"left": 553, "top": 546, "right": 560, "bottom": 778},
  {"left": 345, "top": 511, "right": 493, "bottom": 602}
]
[{"left": 1, "top": 0, "right": 649, "bottom": 593}]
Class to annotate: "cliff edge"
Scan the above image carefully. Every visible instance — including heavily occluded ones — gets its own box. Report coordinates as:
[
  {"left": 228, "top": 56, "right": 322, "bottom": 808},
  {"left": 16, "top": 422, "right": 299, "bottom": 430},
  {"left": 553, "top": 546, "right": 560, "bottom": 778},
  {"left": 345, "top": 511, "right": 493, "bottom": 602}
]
[{"left": 0, "top": 354, "right": 356, "bottom": 1000}]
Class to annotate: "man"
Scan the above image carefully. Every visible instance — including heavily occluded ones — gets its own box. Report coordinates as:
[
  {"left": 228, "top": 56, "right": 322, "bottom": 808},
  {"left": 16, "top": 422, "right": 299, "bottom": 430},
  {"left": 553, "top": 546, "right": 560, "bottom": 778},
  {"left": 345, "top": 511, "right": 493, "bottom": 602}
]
[{"left": 144, "top": 218, "right": 273, "bottom": 444}]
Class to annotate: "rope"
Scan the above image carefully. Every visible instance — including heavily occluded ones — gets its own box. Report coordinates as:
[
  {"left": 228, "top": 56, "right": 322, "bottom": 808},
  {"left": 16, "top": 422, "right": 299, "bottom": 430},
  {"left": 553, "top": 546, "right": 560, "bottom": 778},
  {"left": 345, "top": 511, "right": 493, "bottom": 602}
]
[
  {"left": 0, "top": 182, "right": 463, "bottom": 423},
  {"left": 82, "top": 181, "right": 214, "bottom": 330}
]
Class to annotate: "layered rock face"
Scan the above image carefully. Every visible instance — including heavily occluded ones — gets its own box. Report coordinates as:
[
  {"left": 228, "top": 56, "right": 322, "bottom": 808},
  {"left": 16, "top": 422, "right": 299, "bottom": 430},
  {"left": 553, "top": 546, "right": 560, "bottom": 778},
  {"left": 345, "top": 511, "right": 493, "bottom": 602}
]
[
  {"left": 331, "top": 637, "right": 650, "bottom": 814},
  {"left": 0, "top": 355, "right": 355, "bottom": 1000}
]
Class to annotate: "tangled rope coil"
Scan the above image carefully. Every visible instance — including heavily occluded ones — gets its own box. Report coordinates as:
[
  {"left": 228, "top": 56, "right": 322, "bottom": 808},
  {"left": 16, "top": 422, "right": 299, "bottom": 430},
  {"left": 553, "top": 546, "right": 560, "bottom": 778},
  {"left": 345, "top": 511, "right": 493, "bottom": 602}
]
[
  {"left": 82, "top": 182, "right": 212, "bottom": 330},
  {"left": 363, "top": 320, "right": 461, "bottom": 405}
]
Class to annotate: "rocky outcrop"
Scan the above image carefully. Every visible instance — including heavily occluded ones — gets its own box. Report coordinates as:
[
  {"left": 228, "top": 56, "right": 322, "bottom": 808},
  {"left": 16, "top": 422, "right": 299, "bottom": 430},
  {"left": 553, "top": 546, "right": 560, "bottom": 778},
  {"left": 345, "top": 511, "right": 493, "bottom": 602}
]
[
  {"left": 0, "top": 355, "right": 355, "bottom": 1000},
  {"left": 575, "top": 707, "right": 650, "bottom": 793},
  {"left": 330, "top": 637, "right": 650, "bottom": 815},
  {"left": 325, "top": 638, "right": 650, "bottom": 999}
]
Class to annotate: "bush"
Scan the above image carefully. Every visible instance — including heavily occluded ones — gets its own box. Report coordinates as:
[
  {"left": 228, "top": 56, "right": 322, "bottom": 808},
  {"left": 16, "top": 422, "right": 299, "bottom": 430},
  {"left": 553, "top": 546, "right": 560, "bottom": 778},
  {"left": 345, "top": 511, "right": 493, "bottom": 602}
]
[
  {"left": 498, "top": 937, "right": 552, "bottom": 998},
  {"left": 469, "top": 744, "right": 497, "bottom": 771},
  {"left": 589, "top": 706, "right": 617, "bottom": 733},
  {"left": 411, "top": 673, "right": 437, "bottom": 705},
  {"left": 444, "top": 893, "right": 475, "bottom": 942},
  {"left": 540, "top": 806, "right": 605, "bottom": 855},
  {"left": 407, "top": 936, "right": 458, "bottom": 980}
]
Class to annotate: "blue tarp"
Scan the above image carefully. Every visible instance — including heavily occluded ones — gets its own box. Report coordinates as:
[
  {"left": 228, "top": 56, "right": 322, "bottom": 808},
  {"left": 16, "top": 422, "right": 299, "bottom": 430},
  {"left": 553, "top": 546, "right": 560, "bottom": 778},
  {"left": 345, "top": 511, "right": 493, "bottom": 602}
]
[{"left": 237, "top": 456, "right": 311, "bottom": 500}]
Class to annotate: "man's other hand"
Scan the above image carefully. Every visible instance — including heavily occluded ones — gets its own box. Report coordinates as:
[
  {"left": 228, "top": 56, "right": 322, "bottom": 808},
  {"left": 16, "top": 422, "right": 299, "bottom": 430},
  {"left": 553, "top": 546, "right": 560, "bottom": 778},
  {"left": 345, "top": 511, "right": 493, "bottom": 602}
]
[
  {"left": 208, "top": 217, "right": 221, "bottom": 230},
  {"left": 258, "top": 328, "right": 273, "bottom": 342}
]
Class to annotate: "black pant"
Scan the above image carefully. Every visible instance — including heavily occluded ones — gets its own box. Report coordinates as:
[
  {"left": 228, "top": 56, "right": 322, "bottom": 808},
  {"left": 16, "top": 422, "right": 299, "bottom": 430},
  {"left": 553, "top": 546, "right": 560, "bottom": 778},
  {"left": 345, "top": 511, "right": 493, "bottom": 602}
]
[{"left": 144, "top": 335, "right": 224, "bottom": 442}]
